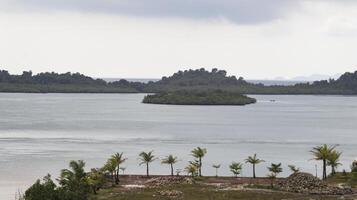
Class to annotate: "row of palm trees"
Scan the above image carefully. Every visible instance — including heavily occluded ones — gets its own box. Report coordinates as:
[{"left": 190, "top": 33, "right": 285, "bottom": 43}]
[{"left": 100, "top": 144, "right": 343, "bottom": 184}]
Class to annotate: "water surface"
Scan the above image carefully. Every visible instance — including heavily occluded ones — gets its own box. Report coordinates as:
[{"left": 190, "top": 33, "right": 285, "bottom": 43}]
[{"left": 0, "top": 93, "right": 356, "bottom": 199}]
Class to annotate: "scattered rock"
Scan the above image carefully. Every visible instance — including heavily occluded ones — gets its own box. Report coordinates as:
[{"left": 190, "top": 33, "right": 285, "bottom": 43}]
[
  {"left": 280, "top": 172, "right": 353, "bottom": 195},
  {"left": 145, "top": 176, "right": 194, "bottom": 187},
  {"left": 156, "top": 190, "right": 183, "bottom": 199}
]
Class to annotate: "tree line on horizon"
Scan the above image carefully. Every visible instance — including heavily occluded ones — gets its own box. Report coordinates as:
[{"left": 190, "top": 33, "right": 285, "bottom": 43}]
[
  {"left": 1, "top": 68, "right": 357, "bottom": 94},
  {"left": 22, "top": 144, "right": 357, "bottom": 200}
]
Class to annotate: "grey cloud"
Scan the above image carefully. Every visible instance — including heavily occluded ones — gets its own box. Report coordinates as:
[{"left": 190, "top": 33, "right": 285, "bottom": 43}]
[{"left": 3, "top": 0, "right": 302, "bottom": 24}]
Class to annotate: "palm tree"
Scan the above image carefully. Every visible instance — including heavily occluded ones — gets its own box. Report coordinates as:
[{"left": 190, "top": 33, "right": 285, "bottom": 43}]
[
  {"left": 102, "top": 159, "right": 116, "bottom": 185},
  {"left": 185, "top": 163, "right": 197, "bottom": 177},
  {"left": 212, "top": 164, "right": 221, "bottom": 177},
  {"left": 161, "top": 155, "right": 178, "bottom": 176},
  {"left": 111, "top": 152, "right": 127, "bottom": 184},
  {"left": 86, "top": 169, "right": 104, "bottom": 195},
  {"left": 139, "top": 151, "right": 156, "bottom": 177},
  {"left": 268, "top": 163, "right": 283, "bottom": 175},
  {"left": 327, "top": 150, "right": 342, "bottom": 175},
  {"left": 191, "top": 147, "right": 207, "bottom": 176},
  {"left": 352, "top": 160, "right": 357, "bottom": 173},
  {"left": 245, "top": 154, "right": 264, "bottom": 178},
  {"left": 120, "top": 167, "right": 126, "bottom": 175},
  {"left": 59, "top": 160, "right": 89, "bottom": 199},
  {"left": 267, "top": 163, "right": 282, "bottom": 188},
  {"left": 310, "top": 144, "right": 337, "bottom": 179},
  {"left": 288, "top": 165, "right": 300, "bottom": 174},
  {"left": 229, "top": 162, "right": 243, "bottom": 177}
]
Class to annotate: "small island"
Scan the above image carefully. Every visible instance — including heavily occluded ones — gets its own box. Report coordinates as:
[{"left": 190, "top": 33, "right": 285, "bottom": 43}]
[{"left": 142, "top": 90, "right": 256, "bottom": 105}]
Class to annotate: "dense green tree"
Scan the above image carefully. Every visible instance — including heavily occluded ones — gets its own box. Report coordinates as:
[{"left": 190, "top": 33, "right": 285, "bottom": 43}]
[
  {"left": 86, "top": 169, "right": 105, "bottom": 195},
  {"left": 2, "top": 68, "right": 357, "bottom": 94},
  {"left": 24, "top": 174, "right": 60, "bottom": 200},
  {"left": 58, "top": 160, "right": 90, "bottom": 200}
]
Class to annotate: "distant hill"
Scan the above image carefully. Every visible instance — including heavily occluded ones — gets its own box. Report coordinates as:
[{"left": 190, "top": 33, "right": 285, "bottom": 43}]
[
  {"left": 291, "top": 73, "right": 342, "bottom": 81},
  {"left": 0, "top": 68, "right": 357, "bottom": 94}
]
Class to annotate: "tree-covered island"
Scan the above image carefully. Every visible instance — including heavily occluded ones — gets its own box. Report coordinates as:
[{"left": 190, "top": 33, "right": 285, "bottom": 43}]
[
  {"left": 1, "top": 68, "right": 357, "bottom": 95},
  {"left": 143, "top": 90, "right": 256, "bottom": 105}
]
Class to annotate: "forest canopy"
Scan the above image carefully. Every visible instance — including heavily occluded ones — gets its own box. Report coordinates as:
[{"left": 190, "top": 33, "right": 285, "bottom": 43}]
[{"left": 0, "top": 68, "right": 357, "bottom": 94}]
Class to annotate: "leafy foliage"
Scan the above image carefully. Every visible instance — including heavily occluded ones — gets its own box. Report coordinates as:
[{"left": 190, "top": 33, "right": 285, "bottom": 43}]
[
  {"left": 24, "top": 160, "right": 103, "bottom": 200},
  {"left": 288, "top": 165, "right": 300, "bottom": 174},
  {"left": 245, "top": 154, "right": 265, "bottom": 178},
  {"left": 310, "top": 144, "right": 337, "bottom": 179},
  {"left": 2, "top": 68, "right": 357, "bottom": 94},
  {"left": 24, "top": 174, "right": 61, "bottom": 200},
  {"left": 327, "top": 150, "right": 342, "bottom": 175},
  {"left": 161, "top": 155, "right": 178, "bottom": 176},
  {"left": 139, "top": 151, "right": 156, "bottom": 176},
  {"left": 229, "top": 162, "right": 243, "bottom": 177},
  {"left": 191, "top": 147, "right": 207, "bottom": 176},
  {"left": 143, "top": 90, "right": 256, "bottom": 105}
]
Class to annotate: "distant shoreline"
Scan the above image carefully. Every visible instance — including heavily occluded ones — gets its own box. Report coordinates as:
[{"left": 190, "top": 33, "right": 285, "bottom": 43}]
[{"left": 1, "top": 68, "right": 356, "bottom": 95}]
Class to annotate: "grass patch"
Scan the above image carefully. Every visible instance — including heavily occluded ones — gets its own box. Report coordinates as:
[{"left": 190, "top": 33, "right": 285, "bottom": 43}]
[
  {"left": 89, "top": 183, "right": 355, "bottom": 200},
  {"left": 326, "top": 172, "right": 357, "bottom": 188}
]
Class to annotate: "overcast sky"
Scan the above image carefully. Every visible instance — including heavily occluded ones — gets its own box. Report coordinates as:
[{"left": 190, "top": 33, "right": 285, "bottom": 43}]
[{"left": 1, "top": 0, "right": 357, "bottom": 79}]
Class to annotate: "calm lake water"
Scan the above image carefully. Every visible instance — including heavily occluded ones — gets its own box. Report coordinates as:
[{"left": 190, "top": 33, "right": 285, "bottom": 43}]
[{"left": 0, "top": 93, "right": 357, "bottom": 199}]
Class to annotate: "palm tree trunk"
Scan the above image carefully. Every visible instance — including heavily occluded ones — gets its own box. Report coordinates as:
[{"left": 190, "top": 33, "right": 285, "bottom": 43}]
[
  {"left": 116, "top": 165, "right": 120, "bottom": 184},
  {"left": 170, "top": 164, "right": 174, "bottom": 176},
  {"left": 323, "top": 159, "right": 326, "bottom": 180},
  {"left": 253, "top": 164, "right": 256, "bottom": 178},
  {"left": 146, "top": 163, "right": 149, "bottom": 177},
  {"left": 331, "top": 166, "right": 335, "bottom": 175},
  {"left": 112, "top": 172, "right": 115, "bottom": 185},
  {"left": 199, "top": 157, "right": 202, "bottom": 176}
]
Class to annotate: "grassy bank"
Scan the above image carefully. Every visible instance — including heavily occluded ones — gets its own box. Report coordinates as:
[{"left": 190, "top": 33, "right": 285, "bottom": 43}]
[{"left": 89, "top": 175, "right": 357, "bottom": 200}]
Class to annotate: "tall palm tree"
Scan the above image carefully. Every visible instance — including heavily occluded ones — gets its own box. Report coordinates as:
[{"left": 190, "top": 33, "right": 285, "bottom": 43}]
[
  {"left": 245, "top": 154, "right": 264, "bottom": 178},
  {"left": 111, "top": 152, "right": 127, "bottom": 184},
  {"left": 229, "top": 162, "right": 243, "bottom": 177},
  {"left": 161, "top": 155, "right": 178, "bottom": 176},
  {"left": 310, "top": 144, "right": 337, "bottom": 180},
  {"left": 191, "top": 147, "right": 207, "bottom": 176},
  {"left": 212, "top": 164, "right": 221, "bottom": 177},
  {"left": 139, "top": 151, "right": 156, "bottom": 177},
  {"left": 327, "top": 150, "right": 342, "bottom": 175}
]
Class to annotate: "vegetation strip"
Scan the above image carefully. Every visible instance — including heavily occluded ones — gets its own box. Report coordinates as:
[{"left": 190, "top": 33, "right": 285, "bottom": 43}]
[{"left": 21, "top": 144, "right": 357, "bottom": 200}]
